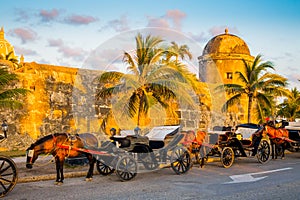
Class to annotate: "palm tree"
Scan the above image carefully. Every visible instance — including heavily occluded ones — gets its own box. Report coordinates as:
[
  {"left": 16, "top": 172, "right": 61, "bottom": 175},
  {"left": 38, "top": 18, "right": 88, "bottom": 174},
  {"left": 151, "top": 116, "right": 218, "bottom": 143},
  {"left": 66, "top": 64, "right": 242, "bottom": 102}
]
[
  {"left": 166, "top": 41, "right": 193, "bottom": 63},
  {"left": 0, "top": 66, "right": 29, "bottom": 109},
  {"left": 0, "top": 51, "right": 19, "bottom": 70},
  {"left": 217, "top": 54, "right": 287, "bottom": 123},
  {"left": 277, "top": 87, "right": 300, "bottom": 121},
  {"left": 96, "top": 33, "right": 199, "bottom": 128}
]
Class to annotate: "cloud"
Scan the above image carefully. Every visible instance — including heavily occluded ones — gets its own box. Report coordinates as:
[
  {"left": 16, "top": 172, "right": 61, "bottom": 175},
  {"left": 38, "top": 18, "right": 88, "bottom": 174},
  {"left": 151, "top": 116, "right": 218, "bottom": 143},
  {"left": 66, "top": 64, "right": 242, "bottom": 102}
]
[
  {"left": 14, "top": 8, "right": 31, "bottom": 22},
  {"left": 14, "top": 46, "right": 37, "bottom": 56},
  {"left": 48, "top": 38, "right": 64, "bottom": 47},
  {"left": 64, "top": 14, "right": 98, "bottom": 25},
  {"left": 47, "top": 38, "right": 87, "bottom": 61},
  {"left": 108, "top": 15, "right": 130, "bottom": 32},
  {"left": 84, "top": 48, "right": 124, "bottom": 70},
  {"left": 8, "top": 28, "right": 38, "bottom": 44},
  {"left": 39, "top": 9, "right": 60, "bottom": 22},
  {"left": 165, "top": 10, "right": 186, "bottom": 30},
  {"left": 58, "top": 46, "right": 85, "bottom": 58},
  {"left": 285, "top": 72, "right": 300, "bottom": 88},
  {"left": 187, "top": 31, "right": 207, "bottom": 43},
  {"left": 146, "top": 9, "right": 186, "bottom": 31},
  {"left": 147, "top": 17, "right": 170, "bottom": 29}
]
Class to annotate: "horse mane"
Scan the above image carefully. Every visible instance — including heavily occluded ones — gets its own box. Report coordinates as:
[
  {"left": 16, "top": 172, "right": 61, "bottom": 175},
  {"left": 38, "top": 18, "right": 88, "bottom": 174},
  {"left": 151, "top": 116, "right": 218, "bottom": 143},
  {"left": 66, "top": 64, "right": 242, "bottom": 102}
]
[{"left": 27, "top": 133, "right": 67, "bottom": 150}]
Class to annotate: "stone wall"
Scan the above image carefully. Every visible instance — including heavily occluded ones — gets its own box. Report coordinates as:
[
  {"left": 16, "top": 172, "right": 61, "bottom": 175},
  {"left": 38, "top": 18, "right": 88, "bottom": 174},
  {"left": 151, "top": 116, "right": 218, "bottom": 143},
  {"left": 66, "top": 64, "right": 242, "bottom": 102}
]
[{"left": 0, "top": 62, "right": 210, "bottom": 150}]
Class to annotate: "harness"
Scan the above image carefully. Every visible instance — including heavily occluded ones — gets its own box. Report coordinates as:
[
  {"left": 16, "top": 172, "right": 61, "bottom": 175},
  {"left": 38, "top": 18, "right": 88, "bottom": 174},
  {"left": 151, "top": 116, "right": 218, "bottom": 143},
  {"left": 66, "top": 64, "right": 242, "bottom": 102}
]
[
  {"left": 27, "top": 133, "right": 107, "bottom": 166},
  {"left": 27, "top": 134, "right": 72, "bottom": 166}
]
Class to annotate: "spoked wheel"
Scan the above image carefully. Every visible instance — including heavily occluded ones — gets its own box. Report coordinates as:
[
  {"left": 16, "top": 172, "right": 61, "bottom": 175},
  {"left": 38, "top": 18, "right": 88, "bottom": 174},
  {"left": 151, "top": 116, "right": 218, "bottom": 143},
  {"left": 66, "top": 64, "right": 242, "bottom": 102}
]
[
  {"left": 221, "top": 147, "right": 234, "bottom": 168},
  {"left": 96, "top": 160, "right": 115, "bottom": 176},
  {"left": 140, "top": 152, "right": 159, "bottom": 170},
  {"left": 257, "top": 139, "right": 271, "bottom": 164},
  {"left": 116, "top": 155, "right": 137, "bottom": 181},
  {"left": 0, "top": 156, "right": 18, "bottom": 198},
  {"left": 170, "top": 147, "right": 192, "bottom": 174}
]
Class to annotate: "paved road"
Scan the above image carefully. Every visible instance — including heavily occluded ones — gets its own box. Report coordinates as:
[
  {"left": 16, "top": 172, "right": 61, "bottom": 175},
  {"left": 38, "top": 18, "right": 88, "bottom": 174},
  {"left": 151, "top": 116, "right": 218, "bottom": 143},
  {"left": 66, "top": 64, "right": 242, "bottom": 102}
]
[{"left": 6, "top": 152, "right": 300, "bottom": 200}]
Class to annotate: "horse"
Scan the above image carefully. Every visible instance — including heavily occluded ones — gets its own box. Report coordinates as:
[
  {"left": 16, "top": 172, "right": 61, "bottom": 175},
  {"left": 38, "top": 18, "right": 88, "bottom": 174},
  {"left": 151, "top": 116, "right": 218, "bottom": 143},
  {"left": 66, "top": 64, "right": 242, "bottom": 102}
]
[
  {"left": 26, "top": 133, "right": 98, "bottom": 185},
  {"left": 262, "top": 124, "right": 290, "bottom": 159},
  {"left": 181, "top": 130, "right": 207, "bottom": 167}
]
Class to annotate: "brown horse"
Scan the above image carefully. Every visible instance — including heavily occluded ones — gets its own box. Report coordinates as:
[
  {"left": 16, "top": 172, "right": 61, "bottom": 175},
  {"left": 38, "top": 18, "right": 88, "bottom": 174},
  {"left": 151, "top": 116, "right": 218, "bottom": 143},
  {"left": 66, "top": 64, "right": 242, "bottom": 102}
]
[
  {"left": 262, "top": 124, "right": 290, "bottom": 159},
  {"left": 181, "top": 130, "right": 207, "bottom": 167},
  {"left": 26, "top": 133, "right": 98, "bottom": 185}
]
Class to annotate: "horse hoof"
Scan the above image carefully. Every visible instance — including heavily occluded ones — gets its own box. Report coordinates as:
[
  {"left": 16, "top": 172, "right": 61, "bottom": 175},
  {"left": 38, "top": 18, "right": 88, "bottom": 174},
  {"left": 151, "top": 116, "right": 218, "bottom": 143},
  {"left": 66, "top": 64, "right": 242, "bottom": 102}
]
[
  {"left": 54, "top": 181, "right": 63, "bottom": 185},
  {"left": 85, "top": 178, "right": 93, "bottom": 182}
]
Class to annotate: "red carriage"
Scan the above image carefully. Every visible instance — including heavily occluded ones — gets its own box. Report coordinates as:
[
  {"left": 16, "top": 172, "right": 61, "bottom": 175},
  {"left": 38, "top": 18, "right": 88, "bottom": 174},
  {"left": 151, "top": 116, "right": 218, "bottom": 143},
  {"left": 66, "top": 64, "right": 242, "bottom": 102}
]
[{"left": 186, "top": 124, "right": 272, "bottom": 168}]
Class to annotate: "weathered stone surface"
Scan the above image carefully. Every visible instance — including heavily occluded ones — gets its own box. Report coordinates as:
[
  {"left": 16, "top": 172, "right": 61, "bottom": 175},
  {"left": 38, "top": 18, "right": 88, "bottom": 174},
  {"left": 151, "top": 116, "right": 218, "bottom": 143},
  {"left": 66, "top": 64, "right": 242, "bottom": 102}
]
[{"left": 198, "top": 29, "right": 255, "bottom": 125}]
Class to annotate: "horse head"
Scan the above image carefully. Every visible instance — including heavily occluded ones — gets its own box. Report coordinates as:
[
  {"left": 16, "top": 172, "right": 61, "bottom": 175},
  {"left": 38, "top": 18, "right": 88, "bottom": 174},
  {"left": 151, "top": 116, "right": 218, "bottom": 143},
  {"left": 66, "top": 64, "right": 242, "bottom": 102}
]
[
  {"left": 26, "top": 143, "right": 39, "bottom": 169},
  {"left": 26, "top": 134, "right": 57, "bottom": 169}
]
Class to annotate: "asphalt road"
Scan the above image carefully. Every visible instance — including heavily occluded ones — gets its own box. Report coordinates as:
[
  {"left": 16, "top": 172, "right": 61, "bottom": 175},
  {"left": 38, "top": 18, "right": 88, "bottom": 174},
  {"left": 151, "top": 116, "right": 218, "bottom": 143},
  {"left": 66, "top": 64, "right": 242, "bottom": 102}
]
[{"left": 6, "top": 152, "right": 300, "bottom": 200}]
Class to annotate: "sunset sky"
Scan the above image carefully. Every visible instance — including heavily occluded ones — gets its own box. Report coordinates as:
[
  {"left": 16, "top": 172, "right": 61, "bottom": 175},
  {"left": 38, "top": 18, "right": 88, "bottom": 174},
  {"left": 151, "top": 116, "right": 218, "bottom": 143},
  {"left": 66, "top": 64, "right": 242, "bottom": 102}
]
[{"left": 1, "top": 0, "right": 299, "bottom": 88}]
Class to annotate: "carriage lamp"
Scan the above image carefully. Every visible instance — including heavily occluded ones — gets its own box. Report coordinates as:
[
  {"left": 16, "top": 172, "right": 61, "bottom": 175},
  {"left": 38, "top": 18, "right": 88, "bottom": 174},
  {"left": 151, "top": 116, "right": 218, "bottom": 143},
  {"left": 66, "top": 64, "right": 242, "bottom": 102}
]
[
  {"left": 134, "top": 126, "right": 141, "bottom": 136},
  {"left": 1, "top": 121, "right": 8, "bottom": 138}
]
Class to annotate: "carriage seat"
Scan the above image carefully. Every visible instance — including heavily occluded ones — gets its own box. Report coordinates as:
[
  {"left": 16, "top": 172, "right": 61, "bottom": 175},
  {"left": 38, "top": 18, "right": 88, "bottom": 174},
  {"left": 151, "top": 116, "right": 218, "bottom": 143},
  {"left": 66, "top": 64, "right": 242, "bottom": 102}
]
[
  {"left": 288, "top": 130, "right": 300, "bottom": 142},
  {"left": 240, "top": 139, "right": 252, "bottom": 146},
  {"left": 218, "top": 134, "right": 228, "bottom": 144},
  {"left": 157, "top": 133, "right": 184, "bottom": 153},
  {"left": 149, "top": 141, "right": 164, "bottom": 149},
  {"left": 88, "top": 141, "right": 124, "bottom": 154},
  {"left": 110, "top": 136, "right": 131, "bottom": 148}
]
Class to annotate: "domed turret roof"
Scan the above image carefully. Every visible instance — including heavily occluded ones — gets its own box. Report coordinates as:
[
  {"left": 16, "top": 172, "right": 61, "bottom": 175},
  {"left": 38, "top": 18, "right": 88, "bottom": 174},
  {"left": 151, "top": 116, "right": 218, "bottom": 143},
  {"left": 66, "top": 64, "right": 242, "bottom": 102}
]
[
  {"left": 0, "top": 27, "right": 16, "bottom": 57},
  {"left": 202, "top": 28, "right": 250, "bottom": 56}
]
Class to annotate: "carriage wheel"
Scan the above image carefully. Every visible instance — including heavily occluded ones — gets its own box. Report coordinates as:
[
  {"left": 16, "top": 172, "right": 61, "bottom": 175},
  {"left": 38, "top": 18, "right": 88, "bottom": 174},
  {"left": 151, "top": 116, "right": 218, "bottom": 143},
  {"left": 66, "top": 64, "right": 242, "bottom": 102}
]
[
  {"left": 116, "top": 155, "right": 137, "bottom": 181},
  {"left": 96, "top": 160, "right": 115, "bottom": 176},
  {"left": 170, "top": 147, "right": 192, "bottom": 174},
  {"left": 140, "top": 152, "right": 159, "bottom": 170},
  {"left": 221, "top": 147, "right": 234, "bottom": 168},
  {"left": 0, "top": 156, "right": 18, "bottom": 198},
  {"left": 257, "top": 139, "right": 271, "bottom": 164}
]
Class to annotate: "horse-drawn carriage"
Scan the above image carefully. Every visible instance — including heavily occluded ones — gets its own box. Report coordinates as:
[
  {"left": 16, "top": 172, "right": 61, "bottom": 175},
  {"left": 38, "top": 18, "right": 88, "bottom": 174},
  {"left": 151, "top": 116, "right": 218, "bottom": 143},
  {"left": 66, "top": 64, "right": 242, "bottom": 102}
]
[
  {"left": 26, "top": 126, "right": 191, "bottom": 183},
  {"left": 0, "top": 135, "right": 18, "bottom": 197},
  {"left": 284, "top": 121, "right": 300, "bottom": 152},
  {"left": 95, "top": 125, "right": 191, "bottom": 181},
  {"left": 190, "top": 124, "right": 271, "bottom": 168}
]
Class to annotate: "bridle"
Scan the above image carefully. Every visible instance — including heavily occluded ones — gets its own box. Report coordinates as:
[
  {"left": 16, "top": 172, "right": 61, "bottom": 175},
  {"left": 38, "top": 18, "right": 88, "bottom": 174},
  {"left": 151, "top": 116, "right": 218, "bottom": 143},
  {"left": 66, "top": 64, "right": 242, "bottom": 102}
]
[{"left": 26, "top": 134, "right": 60, "bottom": 166}]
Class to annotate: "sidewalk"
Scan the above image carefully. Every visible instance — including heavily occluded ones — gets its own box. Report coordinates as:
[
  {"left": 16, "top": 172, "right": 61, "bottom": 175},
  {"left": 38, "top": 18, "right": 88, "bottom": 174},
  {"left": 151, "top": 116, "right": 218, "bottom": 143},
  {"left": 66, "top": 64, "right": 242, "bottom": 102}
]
[{"left": 12, "top": 156, "right": 90, "bottom": 183}]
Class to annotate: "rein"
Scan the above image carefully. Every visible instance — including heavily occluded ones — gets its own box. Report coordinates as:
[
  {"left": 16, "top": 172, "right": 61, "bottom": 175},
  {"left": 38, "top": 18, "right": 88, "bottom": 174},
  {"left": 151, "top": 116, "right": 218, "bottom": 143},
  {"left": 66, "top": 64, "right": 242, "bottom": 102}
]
[{"left": 27, "top": 134, "right": 62, "bottom": 166}]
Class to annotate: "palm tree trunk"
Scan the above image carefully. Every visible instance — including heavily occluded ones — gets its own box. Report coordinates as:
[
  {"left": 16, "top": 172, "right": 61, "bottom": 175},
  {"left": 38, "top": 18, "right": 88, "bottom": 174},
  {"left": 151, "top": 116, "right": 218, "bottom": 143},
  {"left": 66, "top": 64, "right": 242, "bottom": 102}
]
[
  {"left": 247, "top": 95, "right": 253, "bottom": 123},
  {"left": 137, "top": 95, "right": 143, "bottom": 127}
]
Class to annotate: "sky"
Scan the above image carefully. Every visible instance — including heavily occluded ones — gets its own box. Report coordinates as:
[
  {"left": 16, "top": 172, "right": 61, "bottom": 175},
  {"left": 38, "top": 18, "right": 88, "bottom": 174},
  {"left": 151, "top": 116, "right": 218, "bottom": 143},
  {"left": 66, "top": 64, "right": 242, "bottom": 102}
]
[{"left": 1, "top": 0, "right": 300, "bottom": 88}]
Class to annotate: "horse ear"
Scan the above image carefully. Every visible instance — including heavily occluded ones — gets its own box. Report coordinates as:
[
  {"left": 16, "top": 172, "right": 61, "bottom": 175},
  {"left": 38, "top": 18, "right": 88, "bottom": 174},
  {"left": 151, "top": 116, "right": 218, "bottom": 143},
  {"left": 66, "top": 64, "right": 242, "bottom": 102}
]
[{"left": 26, "top": 144, "right": 34, "bottom": 151}]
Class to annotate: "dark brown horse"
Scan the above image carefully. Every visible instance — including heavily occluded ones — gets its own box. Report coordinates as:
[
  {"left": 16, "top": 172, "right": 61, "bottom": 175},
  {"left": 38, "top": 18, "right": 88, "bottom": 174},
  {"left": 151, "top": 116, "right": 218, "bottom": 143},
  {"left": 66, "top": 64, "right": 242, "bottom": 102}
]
[
  {"left": 26, "top": 133, "right": 98, "bottom": 185},
  {"left": 262, "top": 124, "right": 290, "bottom": 159}
]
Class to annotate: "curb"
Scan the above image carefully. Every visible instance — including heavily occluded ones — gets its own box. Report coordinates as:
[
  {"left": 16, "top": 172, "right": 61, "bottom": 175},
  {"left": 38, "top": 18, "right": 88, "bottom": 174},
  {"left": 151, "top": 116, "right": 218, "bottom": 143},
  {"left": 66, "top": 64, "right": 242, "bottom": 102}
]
[{"left": 18, "top": 171, "right": 90, "bottom": 183}]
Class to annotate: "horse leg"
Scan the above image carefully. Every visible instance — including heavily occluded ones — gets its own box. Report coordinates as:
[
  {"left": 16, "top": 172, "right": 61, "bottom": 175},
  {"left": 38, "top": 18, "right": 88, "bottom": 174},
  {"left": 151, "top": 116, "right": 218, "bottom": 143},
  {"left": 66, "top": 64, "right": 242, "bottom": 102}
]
[
  {"left": 270, "top": 140, "right": 275, "bottom": 159},
  {"left": 60, "top": 158, "right": 64, "bottom": 184},
  {"left": 55, "top": 157, "right": 64, "bottom": 185},
  {"left": 275, "top": 143, "right": 278, "bottom": 159},
  {"left": 281, "top": 143, "right": 286, "bottom": 159},
  {"left": 55, "top": 158, "right": 61, "bottom": 185},
  {"left": 86, "top": 154, "right": 95, "bottom": 181}
]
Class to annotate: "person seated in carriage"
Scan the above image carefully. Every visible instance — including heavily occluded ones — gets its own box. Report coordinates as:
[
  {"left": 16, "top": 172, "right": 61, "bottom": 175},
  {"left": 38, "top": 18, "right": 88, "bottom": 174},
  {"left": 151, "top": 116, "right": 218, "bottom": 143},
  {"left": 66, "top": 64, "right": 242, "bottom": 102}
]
[{"left": 109, "top": 128, "right": 118, "bottom": 144}]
